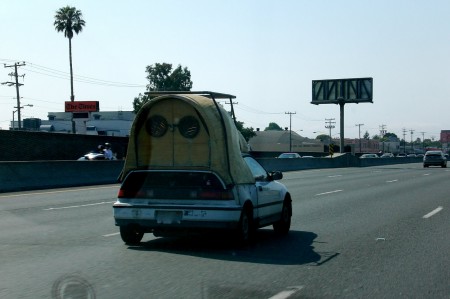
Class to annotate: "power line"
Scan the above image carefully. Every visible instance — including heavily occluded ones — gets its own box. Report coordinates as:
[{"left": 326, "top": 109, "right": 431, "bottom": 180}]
[{"left": 23, "top": 66, "right": 146, "bottom": 88}]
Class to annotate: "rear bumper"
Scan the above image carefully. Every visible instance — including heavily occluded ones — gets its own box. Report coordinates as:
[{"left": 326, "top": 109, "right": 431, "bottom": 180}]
[
  {"left": 113, "top": 204, "right": 242, "bottom": 231},
  {"left": 423, "top": 161, "right": 446, "bottom": 166}
]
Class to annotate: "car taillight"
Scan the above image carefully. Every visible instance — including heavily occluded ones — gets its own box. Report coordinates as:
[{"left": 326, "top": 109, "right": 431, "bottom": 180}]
[
  {"left": 198, "top": 190, "right": 234, "bottom": 200},
  {"left": 117, "top": 189, "right": 138, "bottom": 198}
]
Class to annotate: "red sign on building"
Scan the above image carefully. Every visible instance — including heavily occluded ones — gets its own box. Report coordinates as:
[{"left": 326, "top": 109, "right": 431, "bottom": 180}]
[{"left": 65, "top": 101, "right": 99, "bottom": 112}]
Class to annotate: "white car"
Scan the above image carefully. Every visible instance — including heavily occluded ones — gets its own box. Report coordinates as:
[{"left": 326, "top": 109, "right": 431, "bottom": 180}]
[
  {"left": 113, "top": 92, "right": 292, "bottom": 245},
  {"left": 360, "top": 154, "right": 379, "bottom": 158}
]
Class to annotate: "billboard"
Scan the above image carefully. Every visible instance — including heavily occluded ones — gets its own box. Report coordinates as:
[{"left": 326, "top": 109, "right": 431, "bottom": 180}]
[
  {"left": 65, "top": 101, "right": 100, "bottom": 112},
  {"left": 311, "top": 77, "right": 373, "bottom": 105}
]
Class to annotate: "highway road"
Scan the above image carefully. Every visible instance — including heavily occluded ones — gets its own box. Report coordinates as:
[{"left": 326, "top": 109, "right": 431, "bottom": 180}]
[{"left": 0, "top": 163, "right": 448, "bottom": 298}]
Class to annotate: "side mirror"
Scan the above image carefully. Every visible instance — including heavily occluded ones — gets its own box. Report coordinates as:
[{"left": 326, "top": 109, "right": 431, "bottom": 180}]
[{"left": 269, "top": 171, "right": 283, "bottom": 180}]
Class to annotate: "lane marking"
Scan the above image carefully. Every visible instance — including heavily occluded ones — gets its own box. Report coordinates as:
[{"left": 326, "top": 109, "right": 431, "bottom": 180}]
[
  {"left": 0, "top": 185, "right": 119, "bottom": 198},
  {"left": 327, "top": 175, "right": 342, "bottom": 178},
  {"left": 316, "top": 190, "right": 342, "bottom": 196},
  {"left": 268, "top": 286, "right": 304, "bottom": 299},
  {"left": 423, "top": 173, "right": 430, "bottom": 176},
  {"left": 103, "top": 232, "right": 120, "bottom": 237},
  {"left": 386, "top": 179, "right": 398, "bottom": 183},
  {"left": 423, "top": 206, "right": 443, "bottom": 219},
  {"left": 44, "top": 201, "right": 114, "bottom": 211}
]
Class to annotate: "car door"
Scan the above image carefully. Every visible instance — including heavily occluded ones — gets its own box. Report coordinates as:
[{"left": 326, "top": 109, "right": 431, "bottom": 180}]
[{"left": 243, "top": 156, "right": 283, "bottom": 221}]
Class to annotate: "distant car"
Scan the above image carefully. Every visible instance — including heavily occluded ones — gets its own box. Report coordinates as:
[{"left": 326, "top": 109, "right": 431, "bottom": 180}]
[
  {"left": 380, "top": 153, "right": 394, "bottom": 158},
  {"left": 278, "top": 153, "right": 301, "bottom": 158},
  {"left": 396, "top": 153, "right": 406, "bottom": 158},
  {"left": 423, "top": 150, "right": 447, "bottom": 168},
  {"left": 407, "top": 154, "right": 417, "bottom": 158},
  {"left": 360, "top": 154, "right": 379, "bottom": 158},
  {"left": 302, "top": 156, "right": 314, "bottom": 158},
  {"left": 77, "top": 151, "right": 107, "bottom": 160},
  {"left": 416, "top": 154, "right": 424, "bottom": 158}
]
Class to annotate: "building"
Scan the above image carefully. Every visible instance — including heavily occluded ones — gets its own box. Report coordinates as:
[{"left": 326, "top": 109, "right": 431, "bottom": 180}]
[
  {"left": 15, "top": 111, "right": 135, "bottom": 137},
  {"left": 249, "top": 130, "right": 324, "bottom": 153}
]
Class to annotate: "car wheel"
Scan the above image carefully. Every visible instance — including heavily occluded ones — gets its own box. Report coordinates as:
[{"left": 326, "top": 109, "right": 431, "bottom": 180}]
[
  {"left": 120, "top": 225, "right": 144, "bottom": 245},
  {"left": 273, "top": 199, "right": 292, "bottom": 235},
  {"left": 442, "top": 163, "right": 447, "bottom": 168},
  {"left": 236, "top": 207, "right": 254, "bottom": 245}
]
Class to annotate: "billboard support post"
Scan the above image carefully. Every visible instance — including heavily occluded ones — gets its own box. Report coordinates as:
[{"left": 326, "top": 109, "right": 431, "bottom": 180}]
[{"left": 311, "top": 78, "right": 373, "bottom": 154}]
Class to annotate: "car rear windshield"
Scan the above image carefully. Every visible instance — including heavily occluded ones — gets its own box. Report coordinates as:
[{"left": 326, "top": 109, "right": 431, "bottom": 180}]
[
  {"left": 426, "top": 152, "right": 442, "bottom": 157},
  {"left": 119, "top": 171, "right": 231, "bottom": 200}
]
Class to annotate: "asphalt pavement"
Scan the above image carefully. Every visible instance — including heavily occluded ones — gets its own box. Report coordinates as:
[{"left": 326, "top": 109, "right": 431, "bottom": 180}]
[{"left": 0, "top": 164, "right": 448, "bottom": 298}]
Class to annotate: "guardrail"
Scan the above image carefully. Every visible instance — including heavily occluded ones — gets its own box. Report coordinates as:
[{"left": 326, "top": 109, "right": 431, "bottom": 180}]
[{"left": 0, "top": 155, "right": 422, "bottom": 193}]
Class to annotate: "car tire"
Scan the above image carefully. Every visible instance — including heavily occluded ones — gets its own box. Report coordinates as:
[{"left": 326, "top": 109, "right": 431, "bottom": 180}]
[
  {"left": 236, "top": 206, "right": 254, "bottom": 245},
  {"left": 273, "top": 199, "right": 292, "bottom": 235},
  {"left": 120, "top": 225, "right": 144, "bottom": 245}
]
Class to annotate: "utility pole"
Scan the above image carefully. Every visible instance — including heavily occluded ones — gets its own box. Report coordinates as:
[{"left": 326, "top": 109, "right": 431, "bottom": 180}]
[
  {"left": 410, "top": 129, "right": 415, "bottom": 154},
  {"left": 2, "top": 62, "right": 26, "bottom": 129},
  {"left": 325, "top": 118, "right": 336, "bottom": 143},
  {"left": 420, "top": 131, "right": 426, "bottom": 152},
  {"left": 379, "top": 124, "right": 387, "bottom": 153},
  {"left": 402, "top": 128, "right": 407, "bottom": 154},
  {"left": 225, "top": 100, "right": 238, "bottom": 123},
  {"left": 356, "top": 123, "right": 364, "bottom": 153},
  {"left": 285, "top": 112, "right": 296, "bottom": 152}
]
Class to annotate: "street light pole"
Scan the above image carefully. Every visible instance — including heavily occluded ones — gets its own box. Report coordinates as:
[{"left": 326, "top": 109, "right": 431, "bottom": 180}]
[{"left": 12, "top": 104, "right": 33, "bottom": 130}]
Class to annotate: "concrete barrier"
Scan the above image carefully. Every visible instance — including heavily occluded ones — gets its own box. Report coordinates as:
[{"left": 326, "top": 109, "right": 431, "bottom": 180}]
[
  {"left": 257, "top": 154, "right": 422, "bottom": 172},
  {"left": 0, "top": 155, "right": 422, "bottom": 193},
  {"left": 0, "top": 160, "right": 124, "bottom": 193}
]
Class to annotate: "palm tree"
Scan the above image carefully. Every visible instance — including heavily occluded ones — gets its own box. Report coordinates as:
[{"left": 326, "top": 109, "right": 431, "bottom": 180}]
[{"left": 54, "top": 6, "right": 85, "bottom": 133}]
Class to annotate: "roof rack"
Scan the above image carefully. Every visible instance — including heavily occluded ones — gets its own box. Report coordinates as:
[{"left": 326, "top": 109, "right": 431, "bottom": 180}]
[
  {"left": 144, "top": 91, "right": 236, "bottom": 100},
  {"left": 145, "top": 91, "right": 238, "bottom": 122}
]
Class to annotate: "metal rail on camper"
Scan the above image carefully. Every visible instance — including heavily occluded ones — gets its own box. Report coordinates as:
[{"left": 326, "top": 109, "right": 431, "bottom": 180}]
[{"left": 145, "top": 91, "right": 237, "bottom": 121}]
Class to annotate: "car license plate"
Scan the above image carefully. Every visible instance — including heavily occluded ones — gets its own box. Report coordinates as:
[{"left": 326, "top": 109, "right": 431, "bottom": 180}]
[{"left": 155, "top": 211, "right": 182, "bottom": 224}]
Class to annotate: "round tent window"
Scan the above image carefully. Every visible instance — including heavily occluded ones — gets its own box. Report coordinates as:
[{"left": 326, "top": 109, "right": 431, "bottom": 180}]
[
  {"left": 178, "top": 116, "right": 200, "bottom": 139},
  {"left": 146, "top": 115, "right": 168, "bottom": 137}
]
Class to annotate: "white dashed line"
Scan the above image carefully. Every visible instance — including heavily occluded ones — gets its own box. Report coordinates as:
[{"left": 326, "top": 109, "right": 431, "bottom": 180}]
[
  {"left": 423, "top": 207, "right": 443, "bottom": 219},
  {"left": 327, "top": 175, "right": 342, "bottom": 178},
  {"left": 386, "top": 179, "right": 398, "bottom": 183},
  {"left": 44, "top": 201, "right": 114, "bottom": 211},
  {"left": 103, "top": 232, "right": 120, "bottom": 237},
  {"left": 316, "top": 190, "right": 343, "bottom": 196},
  {"left": 268, "top": 286, "right": 304, "bottom": 299}
]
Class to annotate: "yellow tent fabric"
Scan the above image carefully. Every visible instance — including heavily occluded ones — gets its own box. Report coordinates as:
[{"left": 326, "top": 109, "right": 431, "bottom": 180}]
[{"left": 120, "top": 94, "right": 254, "bottom": 185}]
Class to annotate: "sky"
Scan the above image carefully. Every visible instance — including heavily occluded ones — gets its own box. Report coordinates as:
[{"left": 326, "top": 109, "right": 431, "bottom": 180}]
[{"left": 1, "top": 0, "right": 449, "bottom": 140}]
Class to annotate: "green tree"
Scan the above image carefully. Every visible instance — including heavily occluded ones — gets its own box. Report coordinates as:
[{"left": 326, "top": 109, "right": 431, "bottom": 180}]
[
  {"left": 363, "top": 131, "right": 370, "bottom": 139},
  {"left": 264, "top": 122, "right": 283, "bottom": 131},
  {"left": 315, "top": 134, "right": 329, "bottom": 142},
  {"left": 235, "top": 121, "right": 256, "bottom": 142},
  {"left": 133, "top": 63, "right": 193, "bottom": 112},
  {"left": 384, "top": 132, "right": 398, "bottom": 140},
  {"left": 54, "top": 6, "right": 85, "bottom": 102},
  {"left": 54, "top": 6, "right": 86, "bottom": 133}
]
